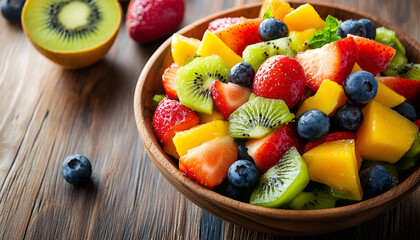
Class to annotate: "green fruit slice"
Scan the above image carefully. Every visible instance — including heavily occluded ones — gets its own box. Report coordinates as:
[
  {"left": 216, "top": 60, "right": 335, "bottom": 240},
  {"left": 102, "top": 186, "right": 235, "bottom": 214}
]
[
  {"left": 249, "top": 147, "right": 310, "bottom": 208},
  {"left": 284, "top": 189, "right": 336, "bottom": 210},
  {"left": 176, "top": 55, "right": 229, "bottom": 114},
  {"left": 228, "top": 96, "right": 295, "bottom": 139},
  {"left": 242, "top": 36, "right": 299, "bottom": 71}
]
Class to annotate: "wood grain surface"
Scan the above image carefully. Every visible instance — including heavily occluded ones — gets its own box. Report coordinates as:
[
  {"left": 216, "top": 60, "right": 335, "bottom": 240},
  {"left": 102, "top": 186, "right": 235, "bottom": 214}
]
[{"left": 0, "top": 0, "right": 419, "bottom": 239}]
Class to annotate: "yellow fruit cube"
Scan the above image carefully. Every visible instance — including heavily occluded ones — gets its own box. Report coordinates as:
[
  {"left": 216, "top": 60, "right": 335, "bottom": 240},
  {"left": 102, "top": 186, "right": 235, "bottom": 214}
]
[
  {"left": 302, "top": 140, "right": 363, "bottom": 201},
  {"left": 296, "top": 80, "right": 347, "bottom": 117},
  {"left": 171, "top": 33, "right": 201, "bottom": 66},
  {"left": 357, "top": 100, "right": 418, "bottom": 163},
  {"left": 351, "top": 63, "right": 363, "bottom": 73},
  {"left": 173, "top": 120, "right": 229, "bottom": 157},
  {"left": 196, "top": 30, "right": 242, "bottom": 68},
  {"left": 374, "top": 81, "right": 406, "bottom": 108},
  {"left": 258, "top": 0, "right": 294, "bottom": 20},
  {"left": 198, "top": 110, "right": 226, "bottom": 123},
  {"left": 284, "top": 3, "right": 325, "bottom": 31},
  {"left": 289, "top": 28, "right": 317, "bottom": 51},
  {"left": 163, "top": 140, "right": 180, "bottom": 159}
]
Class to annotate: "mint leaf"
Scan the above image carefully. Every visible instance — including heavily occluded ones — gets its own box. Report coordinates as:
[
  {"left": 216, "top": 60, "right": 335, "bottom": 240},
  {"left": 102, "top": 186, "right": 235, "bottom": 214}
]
[
  {"left": 308, "top": 15, "right": 341, "bottom": 49},
  {"left": 263, "top": 7, "right": 274, "bottom": 20}
]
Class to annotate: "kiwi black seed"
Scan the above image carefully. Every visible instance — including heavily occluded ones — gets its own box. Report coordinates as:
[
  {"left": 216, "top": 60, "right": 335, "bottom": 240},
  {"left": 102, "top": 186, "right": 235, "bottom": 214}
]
[
  {"left": 242, "top": 36, "right": 299, "bottom": 71},
  {"left": 284, "top": 189, "right": 337, "bottom": 210},
  {"left": 228, "top": 96, "right": 295, "bottom": 139},
  {"left": 176, "top": 55, "right": 229, "bottom": 114}
]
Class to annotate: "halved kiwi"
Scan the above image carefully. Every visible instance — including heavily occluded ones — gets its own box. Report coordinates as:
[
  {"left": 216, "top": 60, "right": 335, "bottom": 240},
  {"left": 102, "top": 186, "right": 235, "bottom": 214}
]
[
  {"left": 284, "top": 189, "right": 337, "bottom": 210},
  {"left": 176, "top": 55, "right": 229, "bottom": 114},
  {"left": 249, "top": 147, "right": 309, "bottom": 208},
  {"left": 228, "top": 96, "right": 295, "bottom": 139},
  {"left": 22, "top": 0, "right": 122, "bottom": 68}
]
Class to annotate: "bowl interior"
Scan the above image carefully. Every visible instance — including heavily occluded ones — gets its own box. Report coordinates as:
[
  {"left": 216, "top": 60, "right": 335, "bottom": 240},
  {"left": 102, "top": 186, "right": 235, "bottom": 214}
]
[{"left": 134, "top": 1, "right": 420, "bottom": 235}]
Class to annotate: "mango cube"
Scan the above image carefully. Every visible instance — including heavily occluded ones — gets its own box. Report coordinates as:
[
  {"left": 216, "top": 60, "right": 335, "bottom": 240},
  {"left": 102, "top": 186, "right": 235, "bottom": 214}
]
[
  {"left": 374, "top": 81, "right": 406, "bottom": 108},
  {"left": 351, "top": 63, "right": 363, "bottom": 73},
  {"left": 173, "top": 120, "right": 229, "bottom": 157},
  {"left": 357, "top": 100, "right": 418, "bottom": 163},
  {"left": 171, "top": 34, "right": 201, "bottom": 66},
  {"left": 258, "top": 0, "right": 294, "bottom": 20},
  {"left": 302, "top": 139, "right": 363, "bottom": 201},
  {"left": 197, "top": 110, "right": 226, "bottom": 124},
  {"left": 284, "top": 4, "right": 325, "bottom": 31},
  {"left": 196, "top": 30, "right": 242, "bottom": 68},
  {"left": 296, "top": 80, "right": 347, "bottom": 117}
]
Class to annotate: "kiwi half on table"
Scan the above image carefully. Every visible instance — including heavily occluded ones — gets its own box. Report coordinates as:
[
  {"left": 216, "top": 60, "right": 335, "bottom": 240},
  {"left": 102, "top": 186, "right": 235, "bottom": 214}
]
[
  {"left": 22, "top": 0, "right": 122, "bottom": 68},
  {"left": 176, "top": 55, "right": 229, "bottom": 115}
]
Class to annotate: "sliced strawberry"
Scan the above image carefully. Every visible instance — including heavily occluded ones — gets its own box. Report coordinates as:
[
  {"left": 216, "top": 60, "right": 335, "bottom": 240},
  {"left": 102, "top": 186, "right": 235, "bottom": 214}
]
[
  {"left": 179, "top": 135, "right": 238, "bottom": 189},
  {"left": 415, "top": 119, "right": 420, "bottom": 129},
  {"left": 253, "top": 55, "right": 306, "bottom": 109},
  {"left": 162, "top": 62, "right": 179, "bottom": 99},
  {"left": 304, "top": 132, "right": 357, "bottom": 152},
  {"left": 349, "top": 35, "right": 396, "bottom": 76},
  {"left": 296, "top": 37, "right": 357, "bottom": 91},
  {"left": 377, "top": 76, "right": 420, "bottom": 111},
  {"left": 208, "top": 17, "right": 243, "bottom": 32},
  {"left": 153, "top": 98, "right": 200, "bottom": 144},
  {"left": 246, "top": 124, "right": 303, "bottom": 172},
  {"left": 210, "top": 81, "right": 252, "bottom": 119},
  {"left": 214, "top": 18, "right": 262, "bottom": 56}
]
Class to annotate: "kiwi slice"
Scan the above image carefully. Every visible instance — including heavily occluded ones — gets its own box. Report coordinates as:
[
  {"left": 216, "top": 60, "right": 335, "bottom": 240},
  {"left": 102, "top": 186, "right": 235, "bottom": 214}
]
[
  {"left": 404, "top": 132, "right": 420, "bottom": 158},
  {"left": 249, "top": 147, "right": 310, "bottom": 208},
  {"left": 284, "top": 189, "right": 336, "bottom": 210},
  {"left": 176, "top": 55, "right": 229, "bottom": 114},
  {"left": 382, "top": 51, "right": 408, "bottom": 76},
  {"left": 397, "top": 156, "right": 420, "bottom": 178},
  {"left": 242, "top": 36, "right": 299, "bottom": 71},
  {"left": 228, "top": 96, "right": 295, "bottom": 139},
  {"left": 361, "top": 160, "right": 399, "bottom": 188},
  {"left": 22, "top": 0, "right": 120, "bottom": 52},
  {"left": 152, "top": 94, "right": 166, "bottom": 109},
  {"left": 397, "top": 63, "right": 420, "bottom": 80},
  {"left": 376, "top": 27, "right": 406, "bottom": 54}
]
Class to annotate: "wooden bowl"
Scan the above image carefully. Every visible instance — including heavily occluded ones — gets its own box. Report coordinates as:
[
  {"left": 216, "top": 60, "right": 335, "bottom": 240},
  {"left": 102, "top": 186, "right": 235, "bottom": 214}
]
[{"left": 134, "top": 1, "right": 420, "bottom": 235}]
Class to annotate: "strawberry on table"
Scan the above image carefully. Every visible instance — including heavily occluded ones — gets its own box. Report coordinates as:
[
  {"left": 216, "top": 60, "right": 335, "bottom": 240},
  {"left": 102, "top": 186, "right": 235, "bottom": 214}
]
[
  {"left": 246, "top": 124, "right": 303, "bottom": 172},
  {"left": 214, "top": 18, "right": 263, "bottom": 56},
  {"left": 179, "top": 135, "right": 238, "bottom": 189},
  {"left": 296, "top": 37, "right": 357, "bottom": 91},
  {"left": 210, "top": 81, "right": 252, "bottom": 119},
  {"left": 348, "top": 35, "right": 396, "bottom": 76},
  {"left": 304, "top": 132, "right": 357, "bottom": 152},
  {"left": 153, "top": 98, "right": 200, "bottom": 144},
  {"left": 162, "top": 62, "right": 179, "bottom": 99},
  {"left": 253, "top": 55, "right": 306, "bottom": 109},
  {"left": 208, "top": 17, "right": 243, "bottom": 32}
]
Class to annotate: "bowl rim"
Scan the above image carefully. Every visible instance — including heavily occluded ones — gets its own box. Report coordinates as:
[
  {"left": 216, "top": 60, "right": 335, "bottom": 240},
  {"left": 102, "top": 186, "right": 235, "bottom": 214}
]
[{"left": 134, "top": 0, "right": 420, "bottom": 224}]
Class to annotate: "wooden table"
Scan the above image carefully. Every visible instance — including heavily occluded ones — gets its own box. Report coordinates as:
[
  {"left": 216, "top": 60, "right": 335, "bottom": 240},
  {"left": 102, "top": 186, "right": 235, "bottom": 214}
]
[{"left": 0, "top": 0, "right": 419, "bottom": 239}]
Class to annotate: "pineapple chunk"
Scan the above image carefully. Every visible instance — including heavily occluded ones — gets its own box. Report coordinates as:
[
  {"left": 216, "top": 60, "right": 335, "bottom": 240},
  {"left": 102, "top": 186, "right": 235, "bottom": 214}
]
[
  {"left": 289, "top": 28, "right": 317, "bottom": 51},
  {"left": 283, "top": 4, "right": 325, "bottom": 31}
]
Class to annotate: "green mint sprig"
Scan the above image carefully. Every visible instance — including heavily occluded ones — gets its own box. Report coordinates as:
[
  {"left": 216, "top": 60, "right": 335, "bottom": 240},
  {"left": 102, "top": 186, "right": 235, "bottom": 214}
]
[
  {"left": 308, "top": 15, "right": 342, "bottom": 49},
  {"left": 263, "top": 7, "right": 274, "bottom": 20}
]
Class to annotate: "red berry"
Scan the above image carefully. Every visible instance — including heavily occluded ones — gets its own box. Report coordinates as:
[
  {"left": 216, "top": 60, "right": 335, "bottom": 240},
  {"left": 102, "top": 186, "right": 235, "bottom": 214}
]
[
  {"left": 208, "top": 17, "right": 242, "bottom": 32},
  {"left": 304, "top": 132, "right": 357, "bottom": 152},
  {"left": 126, "top": 0, "right": 185, "bottom": 43},
  {"left": 253, "top": 55, "right": 306, "bottom": 109},
  {"left": 210, "top": 81, "right": 252, "bottom": 119},
  {"left": 162, "top": 62, "right": 179, "bottom": 99}
]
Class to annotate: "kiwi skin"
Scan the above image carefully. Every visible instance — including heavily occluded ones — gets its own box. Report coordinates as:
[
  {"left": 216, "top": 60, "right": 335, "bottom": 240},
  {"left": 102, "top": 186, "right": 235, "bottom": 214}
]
[{"left": 21, "top": 0, "right": 122, "bottom": 69}]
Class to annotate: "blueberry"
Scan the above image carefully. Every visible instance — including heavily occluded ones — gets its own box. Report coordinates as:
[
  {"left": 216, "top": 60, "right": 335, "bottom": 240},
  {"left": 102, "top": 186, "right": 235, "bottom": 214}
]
[
  {"left": 228, "top": 62, "right": 255, "bottom": 88},
  {"left": 297, "top": 109, "right": 330, "bottom": 141},
  {"left": 344, "top": 71, "right": 378, "bottom": 104},
  {"left": 258, "top": 18, "right": 289, "bottom": 41},
  {"left": 333, "top": 105, "right": 364, "bottom": 131},
  {"left": 62, "top": 154, "right": 92, "bottom": 186},
  {"left": 392, "top": 102, "right": 417, "bottom": 122},
  {"left": 360, "top": 165, "right": 392, "bottom": 199},
  {"left": 228, "top": 160, "right": 259, "bottom": 189},
  {"left": 337, "top": 19, "right": 366, "bottom": 38},
  {"left": 1, "top": 0, "right": 26, "bottom": 23},
  {"left": 358, "top": 18, "right": 376, "bottom": 40}
]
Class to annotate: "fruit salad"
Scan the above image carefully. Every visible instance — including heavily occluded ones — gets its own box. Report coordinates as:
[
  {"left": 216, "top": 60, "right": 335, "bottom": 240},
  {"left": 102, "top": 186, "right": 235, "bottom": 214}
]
[{"left": 150, "top": 0, "right": 420, "bottom": 210}]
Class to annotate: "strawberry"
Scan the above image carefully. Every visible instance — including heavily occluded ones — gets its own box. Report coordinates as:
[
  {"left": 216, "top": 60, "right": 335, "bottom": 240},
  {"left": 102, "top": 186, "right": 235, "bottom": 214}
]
[
  {"left": 246, "top": 124, "right": 303, "bottom": 172},
  {"left": 214, "top": 18, "right": 262, "bottom": 56},
  {"left": 304, "top": 132, "right": 357, "bottom": 152},
  {"left": 162, "top": 62, "right": 179, "bottom": 99},
  {"left": 296, "top": 37, "right": 357, "bottom": 91},
  {"left": 210, "top": 81, "right": 252, "bottom": 119},
  {"left": 208, "top": 17, "right": 243, "bottom": 32},
  {"left": 153, "top": 98, "right": 199, "bottom": 144},
  {"left": 349, "top": 35, "right": 396, "bottom": 76},
  {"left": 253, "top": 55, "right": 306, "bottom": 109},
  {"left": 179, "top": 135, "right": 238, "bottom": 189},
  {"left": 126, "top": 0, "right": 185, "bottom": 43},
  {"left": 415, "top": 119, "right": 420, "bottom": 129},
  {"left": 377, "top": 76, "right": 420, "bottom": 110}
]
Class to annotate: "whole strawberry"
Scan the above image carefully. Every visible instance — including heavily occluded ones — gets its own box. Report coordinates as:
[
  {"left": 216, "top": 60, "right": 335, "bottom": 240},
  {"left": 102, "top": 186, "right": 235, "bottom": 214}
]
[
  {"left": 126, "top": 0, "right": 185, "bottom": 43},
  {"left": 253, "top": 55, "right": 306, "bottom": 109}
]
